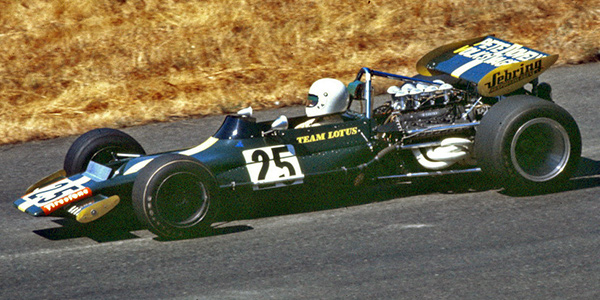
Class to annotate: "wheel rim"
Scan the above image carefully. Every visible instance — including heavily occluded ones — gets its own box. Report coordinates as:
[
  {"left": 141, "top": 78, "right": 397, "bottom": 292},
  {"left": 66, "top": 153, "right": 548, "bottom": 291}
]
[
  {"left": 510, "top": 118, "right": 571, "bottom": 182},
  {"left": 155, "top": 172, "right": 209, "bottom": 227},
  {"left": 90, "top": 146, "right": 122, "bottom": 164}
]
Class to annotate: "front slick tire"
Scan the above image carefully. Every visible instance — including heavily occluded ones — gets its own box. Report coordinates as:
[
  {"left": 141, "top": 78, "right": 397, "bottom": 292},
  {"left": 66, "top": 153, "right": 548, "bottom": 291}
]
[
  {"left": 132, "top": 154, "right": 218, "bottom": 239},
  {"left": 475, "top": 95, "right": 581, "bottom": 192},
  {"left": 64, "top": 128, "right": 145, "bottom": 176}
]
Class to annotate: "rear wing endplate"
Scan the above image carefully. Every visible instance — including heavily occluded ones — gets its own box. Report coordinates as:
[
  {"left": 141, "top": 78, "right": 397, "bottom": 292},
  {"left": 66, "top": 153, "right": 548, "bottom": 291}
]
[{"left": 416, "top": 35, "right": 558, "bottom": 97}]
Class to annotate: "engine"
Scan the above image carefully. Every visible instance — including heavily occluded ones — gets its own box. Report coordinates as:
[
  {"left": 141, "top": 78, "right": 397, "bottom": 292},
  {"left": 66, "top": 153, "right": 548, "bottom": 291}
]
[
  {"left": 378, "top": 80, "right": 483, "bottom": 170},
  {"left": 385, "top": 81, "right": 469, "bottom": 134}
]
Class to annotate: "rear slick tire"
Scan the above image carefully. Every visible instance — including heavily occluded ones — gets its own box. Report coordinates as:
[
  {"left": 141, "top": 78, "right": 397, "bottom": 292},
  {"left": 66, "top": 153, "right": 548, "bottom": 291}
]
[
  {"left": 475, "top": 95, "right": 581, "bottom": 192},
  {"left": 132, "top": 154, "right": 218, "bottom": 239}
]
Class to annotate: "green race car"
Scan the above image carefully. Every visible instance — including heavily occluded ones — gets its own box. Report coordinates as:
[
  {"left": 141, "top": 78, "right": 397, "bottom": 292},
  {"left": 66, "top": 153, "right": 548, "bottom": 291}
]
[{"left": 14, "top": 36, "right": 581, "bottom": 239}]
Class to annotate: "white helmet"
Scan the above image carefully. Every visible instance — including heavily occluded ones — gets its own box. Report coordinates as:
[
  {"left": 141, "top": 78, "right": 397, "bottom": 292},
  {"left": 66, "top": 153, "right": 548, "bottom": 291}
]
[{"left": 305, "top": 78, "right": 349, "bottom": 117}]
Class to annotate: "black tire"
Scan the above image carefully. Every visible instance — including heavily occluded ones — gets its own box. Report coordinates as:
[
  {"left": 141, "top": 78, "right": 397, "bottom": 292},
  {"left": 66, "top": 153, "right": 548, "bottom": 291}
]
[
  {"left": 475, "top": 95, "right": 581, "bottom": 191},
  {"left": 64, "top": 128, "right": 145, "bottom": 176},
  {"left": 132, "top": 154, "right": 218, "bottom": 239}
]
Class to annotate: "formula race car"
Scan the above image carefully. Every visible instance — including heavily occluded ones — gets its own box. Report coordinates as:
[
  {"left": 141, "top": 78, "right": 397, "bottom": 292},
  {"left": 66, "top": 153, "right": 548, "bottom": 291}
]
[{"left": 14, "top": 36, "right": 581, "bottom": 239}]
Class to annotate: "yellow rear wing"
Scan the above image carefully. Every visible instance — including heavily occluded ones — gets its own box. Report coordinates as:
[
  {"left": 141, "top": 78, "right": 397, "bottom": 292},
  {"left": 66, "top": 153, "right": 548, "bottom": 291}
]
[{"left": 417, "top": 35, "right": 558, "bottom": 97}]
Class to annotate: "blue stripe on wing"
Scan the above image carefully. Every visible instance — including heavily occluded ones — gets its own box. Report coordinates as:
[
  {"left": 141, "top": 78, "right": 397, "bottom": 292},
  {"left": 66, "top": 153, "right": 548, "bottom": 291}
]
[
  {"left": 459, "top": 63, "right": 497, "bottom": 83},
  {"left": 25, "top": 206, "right": 45, "bottom": 216},
  {"left": 433, "top": 54, "right": 472, "bottom": 75},
  {"left": 13, "top": 198, "right": 25, "bottom": 208}
]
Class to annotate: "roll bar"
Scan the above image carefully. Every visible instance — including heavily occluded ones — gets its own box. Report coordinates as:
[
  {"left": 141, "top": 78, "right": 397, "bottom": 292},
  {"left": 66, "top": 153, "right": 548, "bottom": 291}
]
[{"left": 353, "top": 67, "right": 440, "bottom": 119}]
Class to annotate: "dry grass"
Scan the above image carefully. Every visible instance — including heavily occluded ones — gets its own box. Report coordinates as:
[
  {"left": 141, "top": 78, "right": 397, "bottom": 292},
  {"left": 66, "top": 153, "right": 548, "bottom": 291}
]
[{"left": 0, "top": 0, "right": 598, "bottom": 144}]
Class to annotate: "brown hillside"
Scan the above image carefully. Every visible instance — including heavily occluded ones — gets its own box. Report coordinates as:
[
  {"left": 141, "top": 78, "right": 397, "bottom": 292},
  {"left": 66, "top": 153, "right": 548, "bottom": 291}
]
[{"left": 0, "top": 0, "right": 598, "bottom": 144}]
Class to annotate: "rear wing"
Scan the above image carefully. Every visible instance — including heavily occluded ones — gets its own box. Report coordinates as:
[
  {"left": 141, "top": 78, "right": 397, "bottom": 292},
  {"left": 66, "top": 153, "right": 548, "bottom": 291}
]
[{"left": 416, "top": 35, "right": 558, "bottom": 97}]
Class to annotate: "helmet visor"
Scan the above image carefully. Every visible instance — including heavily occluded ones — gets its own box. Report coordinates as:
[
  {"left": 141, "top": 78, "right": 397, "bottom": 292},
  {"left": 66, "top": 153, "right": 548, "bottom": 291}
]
[{"left": 307, "top": 94, "right": 319, "bottom": 107}]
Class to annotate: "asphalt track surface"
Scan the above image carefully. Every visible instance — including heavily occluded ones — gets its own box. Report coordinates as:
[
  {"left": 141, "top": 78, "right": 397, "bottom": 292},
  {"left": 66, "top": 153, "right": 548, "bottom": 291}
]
[{"left": 1, "top": 63, "right": 599, "bottom": 299}]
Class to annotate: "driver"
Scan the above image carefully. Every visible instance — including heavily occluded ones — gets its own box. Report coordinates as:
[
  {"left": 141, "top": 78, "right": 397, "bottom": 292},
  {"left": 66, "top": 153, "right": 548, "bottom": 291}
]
[{"left": 295, "top": 78, "right": 349, "bottom": 129}]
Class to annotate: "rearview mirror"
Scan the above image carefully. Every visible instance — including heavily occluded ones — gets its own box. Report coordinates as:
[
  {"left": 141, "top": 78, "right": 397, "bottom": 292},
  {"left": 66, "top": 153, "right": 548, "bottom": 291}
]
[
  {"left": 271, "top": 115, "right": 289, "bottom": 131},
  {"left": 237, "top": 106, "right": 253, "bottom": 117},
  {"left": 264, "top": 115, "right": 289, "bottom": 136}
]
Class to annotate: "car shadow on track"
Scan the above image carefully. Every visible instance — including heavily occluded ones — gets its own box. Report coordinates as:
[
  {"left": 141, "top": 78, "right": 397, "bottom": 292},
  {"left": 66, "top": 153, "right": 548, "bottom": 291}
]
[
  {"left": 33, "top": 205, "right": 255, "bottom": 243},
  {"left": 33, "top": 206, "right": 145, "bottom": 243},
  {"left": 33, "top": 157, "right": 600, "bottom": 243},
  {"left": 499, "top": 157, "right": 600, "bottom": 197}
]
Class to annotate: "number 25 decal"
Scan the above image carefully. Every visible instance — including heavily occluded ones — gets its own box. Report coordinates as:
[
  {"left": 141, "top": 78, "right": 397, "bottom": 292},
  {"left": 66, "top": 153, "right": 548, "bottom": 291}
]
[{"left": 242, "top": 145, "right": 304, "bottom": 184}]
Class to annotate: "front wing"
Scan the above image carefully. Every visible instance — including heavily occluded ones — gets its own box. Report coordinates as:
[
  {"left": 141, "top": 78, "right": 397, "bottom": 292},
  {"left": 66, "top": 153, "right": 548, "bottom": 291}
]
[{"left": 13, "top": 161, "right": 123, "bottom": 223}]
